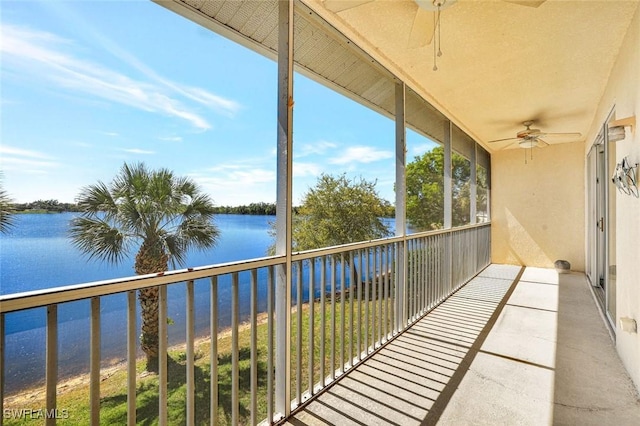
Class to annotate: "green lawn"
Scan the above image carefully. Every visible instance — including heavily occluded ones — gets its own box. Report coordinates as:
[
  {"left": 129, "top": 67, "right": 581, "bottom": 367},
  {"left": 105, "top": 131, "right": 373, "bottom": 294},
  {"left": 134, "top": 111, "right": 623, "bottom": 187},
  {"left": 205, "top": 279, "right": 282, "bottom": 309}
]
[{"left": 4, "top": 293, "right": 394, "bottom": 426}]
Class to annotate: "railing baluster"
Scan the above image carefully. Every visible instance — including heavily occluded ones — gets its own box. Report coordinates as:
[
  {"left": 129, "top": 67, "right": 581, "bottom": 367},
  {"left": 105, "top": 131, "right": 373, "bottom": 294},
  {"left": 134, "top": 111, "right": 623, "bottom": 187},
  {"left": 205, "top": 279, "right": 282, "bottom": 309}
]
[
  {"left": 408, "top": 239, "right": 413, "bottom": 321},
  {"left": 90, "top": 297, "right": 100, "bottom": 426},
  {"left": 0, "top": 313, "right": 5, "bottom": 426},
  {"left": 384, "top": 244, "right": 390, "bottom": 340},
  {"left": 415, "top": 240, "right": 420, "bottom": 317},
  {"left": 372, "top": 248, "right": 377, "bottom": 347},
  {"left": 231, "top": 273, "right": 239, "bottom": 426},
  {"left": 296, "top": 262, "right": 302, "bottom": 405},
  {"left": 308, "top": 260, "right": 315, "bottom": 397},
  {"left": 364, "top": 249, "right": 369, "bottom": 354},
  {"left": 423, "top": 238, "right": 428, "bottom": 313},
  {"left": 348, "top": 251, "right": 354, "bottom": 367},
  {"left": 210, "top": 277, "right": 219, "bottom": 426},
  {"left": 45, "top": 304, "right": 57, "bottom": 426},
  {"left": 319, "top": 256, "right": 326, "bottom": 387},
  {"left": 381, "top": 246, "right": 386, "bottom": 341},
  {"left": 158, "top": 286, "right": 168, "bottom": 426},
  {"left": 330, "top": 256, "right": 336, "bottom": 380},
  {"left": 402, "top": 240, "right": 413, "bottom": 320},
  {"left": 267, "top": 267, "right": 274, "bottom": 424},
  {"left": 127, "top": 291, "right": 136, "bottom": 426},
  {"left": 389, "top": 244, "right": 395, "bottom": 337},
  {"left": 186, "top": 281, "right": 195, "bottom": 426},
  {"left": 340, "top": 253, "right": 345, "bottom": 373},
  {"left": 250, "top": 269, "right": 258, "bottom": 426},
  {"left": 356, "top": 250, "right": 362, "bottom": 361},
  {"left": 377, "top": 248, "right": 382, "bottom": 345},
  {"left": 428, "top": 237, "right": 434, "bottom": 308}
]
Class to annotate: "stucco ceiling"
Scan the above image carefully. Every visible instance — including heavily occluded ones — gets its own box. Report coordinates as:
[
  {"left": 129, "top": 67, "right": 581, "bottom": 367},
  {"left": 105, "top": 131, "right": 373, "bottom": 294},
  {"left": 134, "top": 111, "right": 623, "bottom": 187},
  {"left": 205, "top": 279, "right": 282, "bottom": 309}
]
[{"left": 304, "top": 0, "right": 639, "bottom": 151}]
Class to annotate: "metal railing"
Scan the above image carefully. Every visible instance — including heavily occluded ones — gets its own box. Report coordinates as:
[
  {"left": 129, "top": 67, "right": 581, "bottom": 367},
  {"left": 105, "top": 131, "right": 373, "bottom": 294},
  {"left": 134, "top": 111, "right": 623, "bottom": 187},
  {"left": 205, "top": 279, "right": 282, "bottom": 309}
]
[{"left": 0, "top": 223, "right": 490, "bottom": 425}]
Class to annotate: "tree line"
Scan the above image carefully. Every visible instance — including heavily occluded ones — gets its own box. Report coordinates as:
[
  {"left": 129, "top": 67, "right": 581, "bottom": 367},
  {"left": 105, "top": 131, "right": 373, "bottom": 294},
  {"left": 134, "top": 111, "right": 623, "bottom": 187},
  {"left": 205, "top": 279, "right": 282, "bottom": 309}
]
[
  {"left": 212, "top": 202, "right": 277, "bottom": 215},
  {"left": 13, "top": 199, "right": 83, "bottom": 213}
]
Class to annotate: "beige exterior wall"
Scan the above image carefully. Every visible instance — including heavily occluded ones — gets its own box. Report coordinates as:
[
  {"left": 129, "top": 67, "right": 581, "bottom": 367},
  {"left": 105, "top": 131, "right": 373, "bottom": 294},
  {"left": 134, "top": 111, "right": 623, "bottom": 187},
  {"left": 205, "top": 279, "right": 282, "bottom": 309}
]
[
  {"left": 491, "top": 142, "right": 585, "bottom": 270},
  {"left": 587, "top": 6, "right": 640, "bottom": 390}
]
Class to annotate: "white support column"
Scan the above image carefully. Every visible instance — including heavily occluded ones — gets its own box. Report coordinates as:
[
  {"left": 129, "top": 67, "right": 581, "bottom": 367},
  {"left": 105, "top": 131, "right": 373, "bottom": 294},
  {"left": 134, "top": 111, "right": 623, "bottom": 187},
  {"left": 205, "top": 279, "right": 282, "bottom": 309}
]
[
  {"left": 486, "top": 155, "right": 491, "bottom": 221},
  {"left": 470, "top": 143, "right": 477, "bottom": 225},
  {"left": 394, "top": 82, "right": 407, "bottom": 332},
  {"left": 443, "top": 121, "right": 452, "bottom": 229},
  {"left": 443, "top": 122, "right": 453, "bottom": 291},
  {"left": 275, "top": 0, "right": 294, "bottom": 419}
]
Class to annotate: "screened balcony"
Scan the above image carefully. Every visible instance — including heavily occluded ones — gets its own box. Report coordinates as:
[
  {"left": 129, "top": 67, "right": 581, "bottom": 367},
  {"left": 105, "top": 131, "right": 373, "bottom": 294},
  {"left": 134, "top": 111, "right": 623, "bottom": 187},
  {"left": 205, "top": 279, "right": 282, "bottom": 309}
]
[{"left": 2, "top": 0, "right": 640, "bottom": 425}]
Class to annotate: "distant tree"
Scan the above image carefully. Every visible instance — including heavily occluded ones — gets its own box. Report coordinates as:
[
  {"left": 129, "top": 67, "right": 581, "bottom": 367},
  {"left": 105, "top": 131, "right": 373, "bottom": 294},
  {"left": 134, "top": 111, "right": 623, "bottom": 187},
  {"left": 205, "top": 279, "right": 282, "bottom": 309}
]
[
  {"left": 0, "top": 175, "right": 15, "bottom": 234},
  {"left": 406, "top": 146, "right": 471, "bottom": 231},
  {"left": 287, "top": 174, "right": 391, "bottom": 251},
  {"left": 69, "top": 163, "right": 220, "bottom": 372},
  {"left": 268, "top": 174, "right": 392, "bottom": 285}
]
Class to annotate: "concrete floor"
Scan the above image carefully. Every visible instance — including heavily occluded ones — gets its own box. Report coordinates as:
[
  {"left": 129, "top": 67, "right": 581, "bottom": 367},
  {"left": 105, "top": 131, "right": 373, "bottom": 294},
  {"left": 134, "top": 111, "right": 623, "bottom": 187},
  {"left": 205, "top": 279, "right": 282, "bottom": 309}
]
[{"left": 285, "top": 264, "right": 640, "bottom": 425}]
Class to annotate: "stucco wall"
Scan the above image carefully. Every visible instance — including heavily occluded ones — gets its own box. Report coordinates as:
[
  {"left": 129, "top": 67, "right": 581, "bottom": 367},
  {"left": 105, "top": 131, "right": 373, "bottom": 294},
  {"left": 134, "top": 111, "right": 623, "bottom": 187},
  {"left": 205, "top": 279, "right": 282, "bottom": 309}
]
[
  {"left": 491, "top": 141, "right": 585, "bottom": 270},
  {"left": 587, "top": 5, "right": 640, "bottom": 390}
]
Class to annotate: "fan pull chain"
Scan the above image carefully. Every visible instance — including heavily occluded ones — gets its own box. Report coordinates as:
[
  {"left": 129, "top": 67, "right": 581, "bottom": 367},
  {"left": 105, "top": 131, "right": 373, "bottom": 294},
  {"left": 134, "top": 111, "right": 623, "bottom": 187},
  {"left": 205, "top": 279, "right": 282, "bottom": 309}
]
[
  {"left": 433, "top": 9, "right": 438, "bottom": 71},
  {"left": 437, "top": 6, "right": 442, "bottom": 57},
  {"left": 433, "top": 2, "right": 444, "bottom": 71}
]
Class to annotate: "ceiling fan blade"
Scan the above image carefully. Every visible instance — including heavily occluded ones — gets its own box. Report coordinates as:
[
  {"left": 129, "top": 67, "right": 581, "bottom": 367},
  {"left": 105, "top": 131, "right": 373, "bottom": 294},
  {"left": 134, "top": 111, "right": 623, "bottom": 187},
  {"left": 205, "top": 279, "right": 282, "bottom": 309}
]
[
  {"left": 408, "top": 8, "right": 435, "bottom": 48},
  {"left": 502, "top": 0, "right": 546, "bottom": 8},
  {"left": 538, "top": 132, "right": 582, "bottom": 138},
  {"left": 487, "top": 137, "right": 522, "bottom": 143},
  {"left": 323, "top": 0, "right": 375, "bottom": 13},
  {"left": 537, "top": 138, "right": 550, "bottom": 147}
]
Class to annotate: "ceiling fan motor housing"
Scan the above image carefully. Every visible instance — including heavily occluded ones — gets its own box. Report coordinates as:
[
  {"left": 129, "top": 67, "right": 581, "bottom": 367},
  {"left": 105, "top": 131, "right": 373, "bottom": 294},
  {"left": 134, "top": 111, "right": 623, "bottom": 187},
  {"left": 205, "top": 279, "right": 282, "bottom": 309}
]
[{"left": 516, "top": 128, "right": 541, "bottom": 139}]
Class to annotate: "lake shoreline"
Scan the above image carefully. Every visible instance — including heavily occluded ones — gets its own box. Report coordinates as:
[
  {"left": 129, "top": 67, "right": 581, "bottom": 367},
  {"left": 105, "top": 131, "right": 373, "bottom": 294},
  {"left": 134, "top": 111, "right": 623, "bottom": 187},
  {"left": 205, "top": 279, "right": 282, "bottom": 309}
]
[{"left": 4, "top": 310, "right": 272, "bottom": 403}]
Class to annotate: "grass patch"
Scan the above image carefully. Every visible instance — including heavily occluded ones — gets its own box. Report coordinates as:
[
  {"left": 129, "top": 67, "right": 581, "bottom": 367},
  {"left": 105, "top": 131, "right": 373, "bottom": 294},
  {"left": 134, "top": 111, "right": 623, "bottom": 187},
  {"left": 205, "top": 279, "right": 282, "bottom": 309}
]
[{"left": 4, "top": 294, "right": 393, "bottom": 425}]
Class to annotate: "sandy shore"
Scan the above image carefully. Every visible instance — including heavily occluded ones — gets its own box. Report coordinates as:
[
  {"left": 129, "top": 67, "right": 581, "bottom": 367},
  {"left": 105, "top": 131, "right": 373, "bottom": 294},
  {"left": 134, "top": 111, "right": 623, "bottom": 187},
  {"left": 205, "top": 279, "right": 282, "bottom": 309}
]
[{"left": 4, "top": 311, "right": 272, "bottom": 407}]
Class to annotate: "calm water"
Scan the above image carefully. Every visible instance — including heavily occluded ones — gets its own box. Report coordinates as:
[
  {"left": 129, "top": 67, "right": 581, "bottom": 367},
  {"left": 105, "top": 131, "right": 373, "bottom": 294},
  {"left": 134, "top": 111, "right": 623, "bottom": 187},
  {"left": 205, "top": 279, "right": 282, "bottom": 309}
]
[
  {"left": 1, "top": 213, "right": 274, "bottom": 394},
  {"left": 1, "top": 213, "right": 395, "bottom": 394}
]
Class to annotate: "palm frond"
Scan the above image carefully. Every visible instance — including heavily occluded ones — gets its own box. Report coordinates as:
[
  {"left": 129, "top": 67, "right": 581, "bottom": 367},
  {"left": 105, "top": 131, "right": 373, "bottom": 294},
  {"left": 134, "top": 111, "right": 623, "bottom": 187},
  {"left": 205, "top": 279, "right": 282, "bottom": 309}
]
[
  {"left": 178, "top": 217, "right": 220, "bottom": 249},
  {"left": 76, "top": 181, "right": 118, "bottom": 217},
  {"left": 69, "top": 216, "right": 130, "bottom": 264},
  {"left": 0, "top": 173, "right": 16, "bottom": 234}
]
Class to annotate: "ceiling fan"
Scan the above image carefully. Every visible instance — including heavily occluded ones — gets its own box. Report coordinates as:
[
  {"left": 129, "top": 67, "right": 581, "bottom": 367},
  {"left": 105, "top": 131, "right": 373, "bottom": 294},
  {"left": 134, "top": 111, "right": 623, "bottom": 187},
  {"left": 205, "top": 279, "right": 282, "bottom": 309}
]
[
  {"left": 323, "top": 0, "right": 547, "bottom": 48},
  {"left": 487, "top": 121, "right": 582, "bottom": 149}
]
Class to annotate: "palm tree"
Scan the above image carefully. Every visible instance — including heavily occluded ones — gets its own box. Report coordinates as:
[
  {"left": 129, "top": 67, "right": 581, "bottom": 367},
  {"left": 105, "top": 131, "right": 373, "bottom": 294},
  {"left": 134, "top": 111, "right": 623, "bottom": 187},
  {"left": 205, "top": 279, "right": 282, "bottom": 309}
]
[
  {"left": 0, "top": 174, "right": 16, "bottom": 234},
  {"left": 70, "top": 163, "right": 220, "bottom": 372}
]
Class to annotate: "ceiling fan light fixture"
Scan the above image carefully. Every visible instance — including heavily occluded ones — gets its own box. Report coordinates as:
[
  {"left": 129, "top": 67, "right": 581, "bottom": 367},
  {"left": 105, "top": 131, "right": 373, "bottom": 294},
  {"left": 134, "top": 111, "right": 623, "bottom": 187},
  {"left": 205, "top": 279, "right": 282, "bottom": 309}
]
[{"left": 518, "top": 139, "right": 538, "bottom": 149}]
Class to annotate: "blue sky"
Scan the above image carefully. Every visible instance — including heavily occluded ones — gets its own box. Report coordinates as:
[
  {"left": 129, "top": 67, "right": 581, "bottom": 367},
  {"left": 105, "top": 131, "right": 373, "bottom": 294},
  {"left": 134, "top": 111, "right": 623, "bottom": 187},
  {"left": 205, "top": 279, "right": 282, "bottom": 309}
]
[{"left": 1, "top": 0, "right": 436, "bottom": 206}]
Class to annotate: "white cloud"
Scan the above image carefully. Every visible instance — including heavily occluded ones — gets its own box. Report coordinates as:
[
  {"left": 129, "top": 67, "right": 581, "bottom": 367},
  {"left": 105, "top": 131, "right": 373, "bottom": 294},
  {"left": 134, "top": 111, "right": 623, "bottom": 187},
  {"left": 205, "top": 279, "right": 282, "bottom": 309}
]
[
  {"left": 103, "top": 131, "right": 119, "bottom": 137},
  {"left": 0, "top": 145, "right": 60, "bottom": 170},
  {"left": 194, "top": 163, "right": 276, "bottom": 188},
  {"left": 178, "top": 86, "right": 241, "bottom": 118},
  {"left": 159, "top": 136, "right": 183, "bottom": 143},
  {"left": 0, "top": 145, "right": 52, "bottom": 159},
  {"left": 293, "top": 162, "right": 322, "bottom": 177},
  {"left": 122, "top": 148, "right": 155, "bottom": 155},
  {"left": 0, "top": 24, "right": 241, "bottom": 130},
  {"left": 295, "top": 140, "right": 338, "bottom": 158},
  {"left": 192, "top": 166, "right": 276, "bottom": 205},
  {"left": 410, "top": 142, "right": 437, "bottom": 157},
  {"left": 329, "top": 146, "right": 393, "bottom": 165}
]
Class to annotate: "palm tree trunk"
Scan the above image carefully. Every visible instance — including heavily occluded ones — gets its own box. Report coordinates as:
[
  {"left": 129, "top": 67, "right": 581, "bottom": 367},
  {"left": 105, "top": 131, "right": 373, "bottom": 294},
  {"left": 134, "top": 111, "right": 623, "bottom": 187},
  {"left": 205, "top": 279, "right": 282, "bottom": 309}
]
[{"left": 135, "top": 241, "right": 169, "bottom": 373}]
